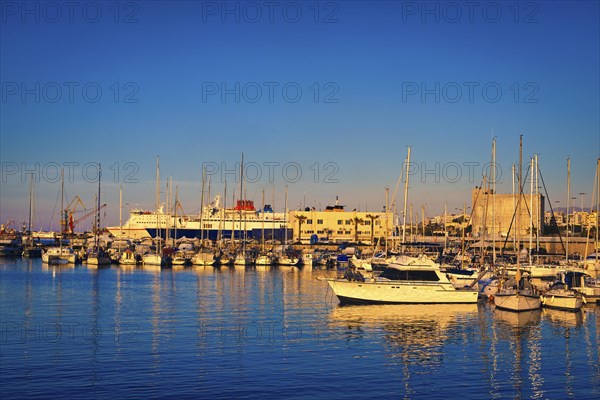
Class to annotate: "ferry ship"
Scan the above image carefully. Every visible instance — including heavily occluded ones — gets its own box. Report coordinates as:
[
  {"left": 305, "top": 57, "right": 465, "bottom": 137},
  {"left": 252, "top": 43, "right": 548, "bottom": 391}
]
[
  {"left": 107, "top": 195, "right": 291, "bottom": 242},
  {"left": 106, "top": 206, "right": 170, "bottom": 239}
]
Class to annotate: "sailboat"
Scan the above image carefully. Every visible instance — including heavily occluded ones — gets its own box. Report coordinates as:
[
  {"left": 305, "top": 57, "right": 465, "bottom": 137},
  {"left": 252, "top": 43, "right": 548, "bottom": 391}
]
[
  {"left": 233, "top": 154, "right": 254, "bottom": 266},
  {"left": 22, "top": 174, "right": 42, "bottom": 258},
  {"left": 142, "top": 156, "right": 172, "bottom": 268},
  {"left": 494, "top": 136, "right": 541, "bottom": 312},
  {"left": 256, "top": 190, "right": 275, "bottom": 266},
  {"left": 42, "top": 169, "right": 77, "bottom": 265},
  {"left": 87, "top": 164, "right": 111, "bottom": 266},
  {"left": 541, "top": 272, "right": 584, "bottom": 311},
  {"left": 278, "top": 186, "right": 298, "bottom": 266},
  {"left": 192, "top": 167, "right": 215, "bottom": 266}
]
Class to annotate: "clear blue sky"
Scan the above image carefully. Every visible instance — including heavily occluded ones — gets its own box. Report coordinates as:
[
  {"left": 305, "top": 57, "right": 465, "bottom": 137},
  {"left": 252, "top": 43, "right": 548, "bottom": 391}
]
[{"left": 1, "top": 1, "right": 599, "bottom": 230}]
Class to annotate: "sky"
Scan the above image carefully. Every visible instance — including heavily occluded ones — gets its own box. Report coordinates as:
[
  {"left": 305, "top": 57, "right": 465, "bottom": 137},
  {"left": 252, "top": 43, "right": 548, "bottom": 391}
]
[{"left": 1, "top": 0, "right": 599, "bottom": 231}]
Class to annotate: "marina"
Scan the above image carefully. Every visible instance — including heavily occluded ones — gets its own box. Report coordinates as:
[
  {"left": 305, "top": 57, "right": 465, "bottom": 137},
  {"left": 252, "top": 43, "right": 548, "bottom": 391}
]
[
  {"left": 0, "top": 257, "right": 599, "bottom": 399},
  {"left": 2, "top": 1, "right": 599, "bottom": 397},
  {"left": 3, "top": 151, "right": 598, "bottom": 398}
]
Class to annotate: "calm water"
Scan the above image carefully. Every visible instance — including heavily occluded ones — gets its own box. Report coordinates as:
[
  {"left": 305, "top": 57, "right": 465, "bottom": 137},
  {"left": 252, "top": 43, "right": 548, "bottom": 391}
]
[{"left": 1, "top": 258, "right": 599, "bottom": 399}]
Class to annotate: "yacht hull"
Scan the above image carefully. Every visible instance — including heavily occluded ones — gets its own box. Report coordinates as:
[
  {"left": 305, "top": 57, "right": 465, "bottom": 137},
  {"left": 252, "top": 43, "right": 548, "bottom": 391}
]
[
  {"left": 541, "top": 293, "right": 583, "bottom": 311},
  {"left": 326, "top": 280, "right": 479, "bottom": 305},
  {"left": 494, "top": 293, "right": 541, "bottom": 312}
]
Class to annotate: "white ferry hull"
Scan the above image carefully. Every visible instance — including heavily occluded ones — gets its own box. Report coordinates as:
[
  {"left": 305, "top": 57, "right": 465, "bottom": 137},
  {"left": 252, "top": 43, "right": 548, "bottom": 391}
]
[
  {"left": 326, "top": 279, "right": 478, "bottom": 305},
  {"left": 106, "top": 227, "right": 151, "bottom": 239}
]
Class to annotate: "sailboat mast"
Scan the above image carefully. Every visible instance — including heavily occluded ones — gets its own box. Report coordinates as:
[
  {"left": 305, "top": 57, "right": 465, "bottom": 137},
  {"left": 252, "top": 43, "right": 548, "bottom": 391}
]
[
  {"left": 284, "top": 186, "right": 288, "bottom": 246},
  {"left": 239, "top": 153, "right": 244, "bottom": 244},
  {"left": 155, "top": 157, "right": 160, "bottom": 255},
  {"left": 272, "top": 185, "right": 275, "bottom": 248},
  {"left": 385, "top": 187, "right": 389, "bottom": 253},
  {"left": 199, "top": 167, "right": 206, "bottom": 243},
  {"left": 566, "top": 157, "right": 571, "bottom": 262},
  {"left": 409, "top": 203, "right": 413, "bottom": 242},
  {"left": 243, "top": 187, "right": 247, "bottom": 254},
  {"left": 221, "top": 179, "right": 227, "bottom": 246},
  {"left": 28, "top": 174, "right": 33, "bottom": 235},
  {"left": 517, "top": 135, "right": 522, "bottom": 269},
  {"left": 119, "top": 185, "right": 123, "bottom": 236},
  {"left": 96, "top": 163, "right": 102, "bottom": 251},
  {"left": 535, "top": 154, "right": 539, "bottom": 258},
  {"left": 421, "top": 204, "right": 425, "bottom": 239},
  {"left": 529, "top": 157, "right": 534, "bottom": 265},
  {"left": 174, "top": 185, "right": 178, "bottom": 247},
  {"left": 491, "top": 138, "right": 496, "bottom": 265},
  {"left": 155, "top": 156, "right": 160, "bottom": 211},
  {"left": 60, "top": 168, "right": 64, "bottom": 252},
  {"left": 261, "top": 189, "right": 265, "bottom": 251},
  {"left": 401, "top": 146, "right": 411, "bottom": 251},
  {"left": 461, "top": 203, "right": 466, "bottom": 269},
  {"left": 481, "top": 176, "right": 487, "bottom": 261},
  {"left": 443, "top": 202, "right": 447, "bottom": 252},
  {"left": 512, "top": 164, "right": 516, "bottom": 252}
]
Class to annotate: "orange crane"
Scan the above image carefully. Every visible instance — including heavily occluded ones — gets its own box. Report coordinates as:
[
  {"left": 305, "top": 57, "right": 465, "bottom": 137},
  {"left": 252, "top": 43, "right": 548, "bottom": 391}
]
[
  {"left": 62, "top": 196, "right": 86, "bottom": 234},
  {"left": 69, "top": 204, "right": 107, "bottom": 234}
]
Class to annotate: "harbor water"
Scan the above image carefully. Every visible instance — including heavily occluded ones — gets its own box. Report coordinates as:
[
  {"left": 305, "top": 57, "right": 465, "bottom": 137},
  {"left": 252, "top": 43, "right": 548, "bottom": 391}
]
[{"left": 1, "top": 258, "right": 599, "bottom": 399}]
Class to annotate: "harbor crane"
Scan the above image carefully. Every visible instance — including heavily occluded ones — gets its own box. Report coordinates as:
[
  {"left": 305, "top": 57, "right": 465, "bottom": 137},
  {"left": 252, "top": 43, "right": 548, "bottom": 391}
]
[{"left": 67, "top": 204, "right": 107, "bottom": 234}]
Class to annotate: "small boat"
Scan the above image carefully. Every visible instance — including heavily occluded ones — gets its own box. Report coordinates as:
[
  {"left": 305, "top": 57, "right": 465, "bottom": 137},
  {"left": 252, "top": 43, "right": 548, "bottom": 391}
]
[
  {"left": 171, "top": 250, "right": 190, "bottom": 266},
  {"left": 191, "top": 250, "right": 215, "bottom": 266},
  {"left": 22, "top": 244, "right": 42, "bottom": 258},
  {"left": 255, "top": 253, "right": 275, "bottom": 266},
  {"left": 119, "top": 248, "right": 139, "bottom": 265},
  {"left": 142, "top": 253, "right": 172, "bottom": 268},
  {"left": 42, "top": 246, "right": 77, "bottom": 264},
  {"left": 541, "top": 280, "right": 584, "bottom": 311},
  {"left": 566, "top": 271, "right": 600, "bottom": 304},
  {"left": 86, "top": 165, "right": 111, "bottom": 267},
  {"left": 493, "top": 273, "right": 541, "bottom": 312},
  {"left": 0, "top": 233, "right": 23, "bottom": 257},
  {"left": 278, "top": 254, "right": 299, "bottom": 266},
  {"left": 301, "top": 252, "right": 314, "bottom": 267},
  {"left": 322, "top": 255, "right": 479, "bottom": 305},
  {"left": 234, "top": 252, "right": 252, "bottom": 266},
  {"left": 22, "top": 178, "right": 41, "bottom": 258},
  {"left": 87, "top": 250, "right": 111, "bottom": 266}
]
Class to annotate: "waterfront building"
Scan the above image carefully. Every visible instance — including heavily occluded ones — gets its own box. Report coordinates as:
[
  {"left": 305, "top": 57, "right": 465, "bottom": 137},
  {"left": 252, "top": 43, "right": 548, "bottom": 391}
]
[
  {"left": 470, "top": 187, "right": 545, "bottom": 238},
  {"left": 288, "top": 201, "right": 392, "bottom": 244}
]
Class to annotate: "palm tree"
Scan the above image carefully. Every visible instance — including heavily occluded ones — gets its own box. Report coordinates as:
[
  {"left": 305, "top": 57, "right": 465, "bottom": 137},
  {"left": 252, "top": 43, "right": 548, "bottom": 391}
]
[
  {"left": 365, "top": 214, "right": 380, "bottom": 245},
  {"left": 295, "top": 215, "right": 307, "bottom": 242},
  {"left": 352, "top": 217, "right": 364, "bottom": 243}
]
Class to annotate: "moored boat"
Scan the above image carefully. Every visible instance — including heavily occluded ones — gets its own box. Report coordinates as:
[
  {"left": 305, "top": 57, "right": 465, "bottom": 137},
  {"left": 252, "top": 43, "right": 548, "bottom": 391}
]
[
  {"left": 322, "top": 255, "right": 479, "bottom": 305},
  {"left": 540, "top": 280, "right": 583, "bottom": 311},
  {"left": 493, "top": 274, "right": 541, "bottom": 312},
  {"left": 42, "top": 246, "right": 77, "bottom": 264}
]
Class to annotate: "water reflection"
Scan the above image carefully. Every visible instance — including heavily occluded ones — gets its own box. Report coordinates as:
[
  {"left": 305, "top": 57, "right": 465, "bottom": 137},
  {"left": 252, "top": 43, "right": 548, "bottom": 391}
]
[
  {"left": 1, "top": 259, "right": 598, "bottom": 399},
  {"left": 542, "top": 308, "right": 586, "bottom": 400},
  {"left": 329, "top": 304, "right": 479, "bottom": 363},
  {"left": 543, "top": 308, "right": 584, "bottom": 328},
  {"left": 492, "top": 308, "right": 542, "bottom": 400}
]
